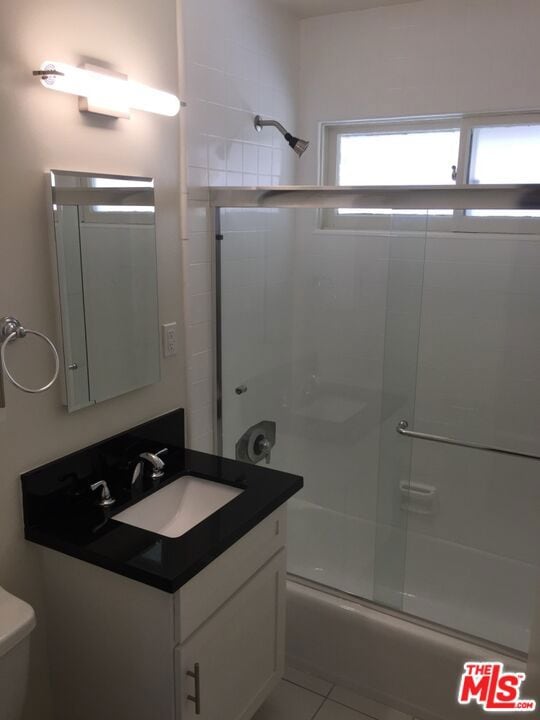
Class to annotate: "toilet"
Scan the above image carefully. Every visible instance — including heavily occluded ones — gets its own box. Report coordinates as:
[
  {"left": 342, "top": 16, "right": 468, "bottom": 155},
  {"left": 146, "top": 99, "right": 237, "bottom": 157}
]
[{"left": 0, "top": 585, "right": 36, "bottom": 720}]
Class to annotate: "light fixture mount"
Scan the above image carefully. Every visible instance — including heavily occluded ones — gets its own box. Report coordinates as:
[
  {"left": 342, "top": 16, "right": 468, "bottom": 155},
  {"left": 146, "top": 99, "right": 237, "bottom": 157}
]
[
  {"left": 78, "top": 63, "right": 130, "bottom": 119},
  {"left": 33, "top": 67, "right": 65, "bottom": 87}
]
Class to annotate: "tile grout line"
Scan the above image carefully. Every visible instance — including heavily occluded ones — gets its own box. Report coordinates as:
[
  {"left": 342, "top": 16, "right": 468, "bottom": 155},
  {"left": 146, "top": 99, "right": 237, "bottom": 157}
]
[
  {"left": 329, "top": 695, "right": 379, "bottom": 718},
  {"left": 310, "top": 695, "right": 329, "bottom": 720},
  {"left": 283, "top": 676, "right": 414, "bottom": 720},
  {"left": 284, "top": 678, "right": 329, "bottom": 697},
  {"left": 282, "top": 676, "right": 335, "bottom": 699},
  {"left": 328, "top": 697, "right": 414, "bottom": 720}
]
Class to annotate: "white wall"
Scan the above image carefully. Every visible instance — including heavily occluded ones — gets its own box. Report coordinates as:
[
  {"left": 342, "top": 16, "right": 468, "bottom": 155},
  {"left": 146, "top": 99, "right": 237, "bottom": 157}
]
[
  {"left": 180, "top": 0, "right": 300, "bottom": 452},
  {"left": 298, "top": 0, "right": 540, "bottom": 185},
  {"left": 0, "top": 1, "right": 184, "bottom": 717}
]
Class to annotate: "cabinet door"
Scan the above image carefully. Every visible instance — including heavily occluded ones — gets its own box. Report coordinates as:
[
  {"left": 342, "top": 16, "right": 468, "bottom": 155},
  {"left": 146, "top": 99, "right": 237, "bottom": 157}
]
[{"left": 176, "top": 550, "right": 286, "bottom": 720}]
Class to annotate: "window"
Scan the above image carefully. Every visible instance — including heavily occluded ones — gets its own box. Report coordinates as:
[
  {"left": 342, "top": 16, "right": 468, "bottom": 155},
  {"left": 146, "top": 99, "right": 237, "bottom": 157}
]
[
  {"left": 468, "top": 124, "right": 540, "bottom": 217},
  {"left": 323, "top": 113, "right": 540, "bottom": 231},
  {"left": 338, "top": 127, "right": 460, "bottom": 216}
]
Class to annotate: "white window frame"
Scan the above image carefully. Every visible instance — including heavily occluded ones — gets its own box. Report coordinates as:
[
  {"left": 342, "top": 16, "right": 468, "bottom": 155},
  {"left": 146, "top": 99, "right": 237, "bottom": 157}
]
[{"left": 321, "top": 112, "right": 540, "bottom": 234}]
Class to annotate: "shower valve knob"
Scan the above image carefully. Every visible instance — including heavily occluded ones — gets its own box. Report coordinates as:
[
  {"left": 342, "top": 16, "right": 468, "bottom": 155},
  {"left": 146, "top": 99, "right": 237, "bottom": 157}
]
[
  {"left": 236, "top": 421, "right": 276, "bottom": 466},
  {"left": 257, "top": 437, "right": 271, "bottom": 454}
]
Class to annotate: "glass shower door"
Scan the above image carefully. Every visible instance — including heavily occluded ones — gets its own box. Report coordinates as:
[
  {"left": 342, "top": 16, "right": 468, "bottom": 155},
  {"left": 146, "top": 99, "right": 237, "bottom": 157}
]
[
  {"left": 373, "top": 217, "right": 429, "bottom": 610},
  {"left": 217, "top": 192, "right": 540, "bottom": 656},
  {"left": 218, "top": 206, "right": 296, "bottom": 471},
  {"left": 395, "top": 214, "right": 540, "bottom": 652},
  {"left": 218, "top": 206, "right": 426, "bottom": 608}
]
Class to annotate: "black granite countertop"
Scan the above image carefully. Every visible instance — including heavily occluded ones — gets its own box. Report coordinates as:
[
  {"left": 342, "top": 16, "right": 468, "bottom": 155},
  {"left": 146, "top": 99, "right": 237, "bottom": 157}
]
[{"left": 21, "top": 410, "right": 303, "bottom": 593}]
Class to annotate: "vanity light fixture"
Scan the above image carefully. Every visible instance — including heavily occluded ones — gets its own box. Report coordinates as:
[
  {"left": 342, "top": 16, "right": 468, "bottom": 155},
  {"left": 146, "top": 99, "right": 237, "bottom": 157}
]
[{"left": 33, "top": 61, "right": 182, "bottom": 118}]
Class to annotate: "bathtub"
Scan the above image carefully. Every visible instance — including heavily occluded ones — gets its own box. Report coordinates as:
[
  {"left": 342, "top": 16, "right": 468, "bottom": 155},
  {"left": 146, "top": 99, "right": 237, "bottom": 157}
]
[{"left": 285, "top": 578, "right": 525, "bottom": 720}]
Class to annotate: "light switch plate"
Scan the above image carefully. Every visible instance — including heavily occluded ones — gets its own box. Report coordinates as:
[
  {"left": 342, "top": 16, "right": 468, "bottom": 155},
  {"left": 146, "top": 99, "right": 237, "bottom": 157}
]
[{"left": 162, "top": 323, "right": 178, "bottom": 357}]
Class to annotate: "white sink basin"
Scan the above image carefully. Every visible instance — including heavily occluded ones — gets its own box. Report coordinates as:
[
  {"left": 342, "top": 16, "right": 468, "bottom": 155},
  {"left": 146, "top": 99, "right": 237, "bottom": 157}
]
[{"left": 114, "top": 475, "right": 244, "bottom": 538}]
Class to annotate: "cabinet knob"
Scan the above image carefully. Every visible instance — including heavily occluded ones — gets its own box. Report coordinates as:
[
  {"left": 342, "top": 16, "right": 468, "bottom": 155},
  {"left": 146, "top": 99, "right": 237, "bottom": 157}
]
[{"left": 187, "top": 662, "right": 201, "bottom": 715}]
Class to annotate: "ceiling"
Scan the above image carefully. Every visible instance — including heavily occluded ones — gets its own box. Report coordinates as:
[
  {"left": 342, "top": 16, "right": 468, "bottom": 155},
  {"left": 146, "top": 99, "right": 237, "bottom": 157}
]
[{"left": 273, "top": 0, "right": 419, "bottom": 19}]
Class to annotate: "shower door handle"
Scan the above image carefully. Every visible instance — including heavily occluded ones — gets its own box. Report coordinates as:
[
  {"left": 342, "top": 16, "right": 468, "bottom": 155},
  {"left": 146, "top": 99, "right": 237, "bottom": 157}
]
[{"left": 397, "top": 420, "right": 540, "bottom": 461}]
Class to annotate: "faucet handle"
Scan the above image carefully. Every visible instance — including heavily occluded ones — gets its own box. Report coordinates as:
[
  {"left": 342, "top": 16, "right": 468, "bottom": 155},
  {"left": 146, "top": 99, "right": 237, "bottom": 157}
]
[
  {"left": 90, "top": 480, "right": 115, "bottom": 507},
  {"left": 139, "top": 452, "right": 165, "bottom": 470},
  {"left": 137, "top": 448, "right": 168, "bottom": 480},
  {"left": 131, "top": 461, "right": 144, "bottom": 487}
]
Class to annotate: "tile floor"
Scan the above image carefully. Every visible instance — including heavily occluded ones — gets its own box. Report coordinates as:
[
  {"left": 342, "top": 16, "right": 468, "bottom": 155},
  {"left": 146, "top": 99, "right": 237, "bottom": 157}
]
[{"left": 253, "top": 668, "right": 422, "bottom": 720}]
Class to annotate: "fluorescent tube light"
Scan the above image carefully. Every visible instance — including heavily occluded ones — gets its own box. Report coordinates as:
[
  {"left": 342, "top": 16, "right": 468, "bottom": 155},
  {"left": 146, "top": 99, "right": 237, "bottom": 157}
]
[{"left": 34, "top": 61, "right": 181, "bottom": 118}]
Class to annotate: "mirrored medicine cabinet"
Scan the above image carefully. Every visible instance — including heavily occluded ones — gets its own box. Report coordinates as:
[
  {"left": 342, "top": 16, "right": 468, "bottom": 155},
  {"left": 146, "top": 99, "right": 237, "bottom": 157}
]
[{"left": 49, "top": 170, "right": 161, "bottom": 412}]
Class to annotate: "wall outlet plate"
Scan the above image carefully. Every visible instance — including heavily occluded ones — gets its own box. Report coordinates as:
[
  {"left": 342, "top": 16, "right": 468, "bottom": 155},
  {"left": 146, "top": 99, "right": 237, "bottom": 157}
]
[{"left": 162, "top": 323, "right": 177, "bottom": 357}]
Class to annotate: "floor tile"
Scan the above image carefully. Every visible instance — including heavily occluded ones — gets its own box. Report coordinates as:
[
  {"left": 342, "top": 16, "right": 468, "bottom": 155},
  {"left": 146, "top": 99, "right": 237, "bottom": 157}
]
[
  {"left": 315, "top": 700, "right": 373, "bottom": 720},
  {"left": 284, "top": 666, "right": 334, "bottom": 697},
  {"left": 253, "top": 679, "right": 325, "bottom": 720},
  {"left": 329, "top": 687, "right": 411, "bottom": 720}
]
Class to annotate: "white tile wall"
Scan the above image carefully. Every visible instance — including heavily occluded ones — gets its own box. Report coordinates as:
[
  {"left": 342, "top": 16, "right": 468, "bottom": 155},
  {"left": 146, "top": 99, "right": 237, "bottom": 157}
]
[
  {"left": 287, "top": 216, "right": 390, "bottom": 527},
  {"left": 293, "top": 0, "right": 540, "bottom": 651},
  {"left": 403, "top": 529, "right": 537, "bottom": 651},
  {"left": 181, "top": 0, "right": 300, "bottom": 448},
  {"left": 297, "top": 0, "right": 540, "bottom": 186}
]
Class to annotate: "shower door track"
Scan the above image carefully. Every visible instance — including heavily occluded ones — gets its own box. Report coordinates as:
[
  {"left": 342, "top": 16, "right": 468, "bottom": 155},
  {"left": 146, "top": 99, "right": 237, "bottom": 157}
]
[
  {"left": 288, "top": 573, "right": 528, "bottom": 662},
  {"left": 207, "top": 184, "right": 540, "bottom": 210}
]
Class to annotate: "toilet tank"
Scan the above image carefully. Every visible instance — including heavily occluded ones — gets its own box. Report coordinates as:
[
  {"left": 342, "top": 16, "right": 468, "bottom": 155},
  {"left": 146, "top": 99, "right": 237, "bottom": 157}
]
[{"left": 0, "top": 586, "right": 36, "bottom": 720}]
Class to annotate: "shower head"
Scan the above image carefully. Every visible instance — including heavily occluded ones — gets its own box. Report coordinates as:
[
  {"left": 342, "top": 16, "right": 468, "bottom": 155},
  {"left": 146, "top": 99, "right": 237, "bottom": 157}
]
[
  {"left": 290, "top": 137, "right": 310, "bottom": 158},
  {"left": 254, "top": 115, "right": 310, "bottom": 157}
]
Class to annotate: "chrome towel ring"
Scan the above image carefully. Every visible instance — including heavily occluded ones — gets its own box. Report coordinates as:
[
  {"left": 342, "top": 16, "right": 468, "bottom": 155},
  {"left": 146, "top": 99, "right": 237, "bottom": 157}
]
[{"left": 0, "top": 316, "right": 60, "bottom": 395}]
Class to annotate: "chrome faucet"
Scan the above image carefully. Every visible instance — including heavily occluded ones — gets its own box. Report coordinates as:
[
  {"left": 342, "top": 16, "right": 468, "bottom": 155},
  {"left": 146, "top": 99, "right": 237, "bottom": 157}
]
[
  {"left": 131, "top": 448, "right": 168, "bottom": 485},
  {"left": 90, "top": 480, "right": 115, "bottom": 507}
]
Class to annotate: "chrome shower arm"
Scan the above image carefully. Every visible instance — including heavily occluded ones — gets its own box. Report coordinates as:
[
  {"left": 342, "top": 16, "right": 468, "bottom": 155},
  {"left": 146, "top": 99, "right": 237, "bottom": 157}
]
[
  {"left": 254, "top": 116, "right": 288, "bottom": 137},
  {"left": 254, "top": 115, "right": 310, "bottom": 157}
]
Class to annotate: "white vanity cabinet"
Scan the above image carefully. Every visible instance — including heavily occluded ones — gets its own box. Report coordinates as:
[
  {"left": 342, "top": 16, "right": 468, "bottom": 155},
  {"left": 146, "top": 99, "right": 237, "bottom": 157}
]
[
  {"left": 41, "top": 507, "right": 287, "bottom": 720},
  {"left": 177, "top": 550, "right": 285, "bottom": 720}
]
